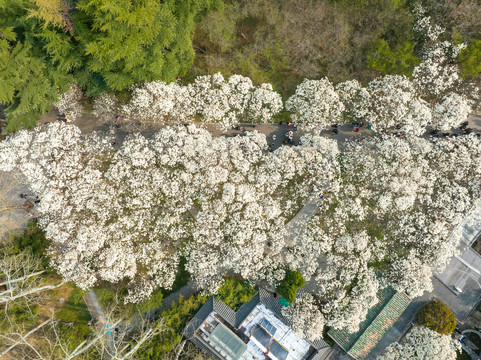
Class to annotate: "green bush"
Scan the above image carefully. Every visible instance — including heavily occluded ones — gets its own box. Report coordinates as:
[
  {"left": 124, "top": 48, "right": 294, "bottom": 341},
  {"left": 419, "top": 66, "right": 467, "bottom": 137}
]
[
  {"left": 138, "top": 288, "right": 164, "bottom": 314},
  {"left": 276, "top": 269, "right": 305, "bottom": 303},
  {"left": 216, "top": 277, "right": 257, "bottom": 310},
  {"left": 367, "top": 39, "right": 419, "bottom": 77},
  {"left": 136, "top": 294, "right": 208, "bottom": 359},
  {"left": 459, "top": 40, "right": 481, "bottom": 79},
  {"left": 10, "top": 220, "right": 50, "bottom": 267},
  {"left": 416, "top": 301, "right": 457, "bottom": 335}
]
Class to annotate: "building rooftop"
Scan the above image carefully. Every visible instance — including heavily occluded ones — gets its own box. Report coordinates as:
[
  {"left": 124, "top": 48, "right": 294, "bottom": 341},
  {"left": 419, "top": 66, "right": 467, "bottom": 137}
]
[
  {"left": 240, "top": 303, "right": 312, "bottom": 360},
  {"left": 184, "top": 287, "right": 331, "bottom": 360}
]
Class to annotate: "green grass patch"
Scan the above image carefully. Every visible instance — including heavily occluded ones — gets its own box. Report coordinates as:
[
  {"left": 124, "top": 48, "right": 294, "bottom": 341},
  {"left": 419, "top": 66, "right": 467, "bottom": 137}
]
[{"left": 56, "top": 286, "right": 92, "bottom": 346}]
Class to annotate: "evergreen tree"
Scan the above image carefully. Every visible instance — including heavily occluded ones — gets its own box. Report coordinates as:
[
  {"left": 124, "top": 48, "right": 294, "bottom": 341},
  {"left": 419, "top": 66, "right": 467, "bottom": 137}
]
[
  {"left": 74, "top": 0, "right": 215, "bottom": 94},
  {"left": 416, "top": 301, "right": 456, "bottom": 335},
  {"left": 0, "top": 0, "right": 76, "bottom": 131}
]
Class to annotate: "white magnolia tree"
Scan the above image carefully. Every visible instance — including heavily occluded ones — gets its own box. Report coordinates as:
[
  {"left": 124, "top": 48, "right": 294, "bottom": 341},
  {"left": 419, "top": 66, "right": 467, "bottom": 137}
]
[
  {"left": 281, "top": 293, "right": 325, "bottom": 342},
  {"left": 432, "top": 93, "right": 473, "bottom": 131},
  {"left": 285, "top": 78, "right": 344, "bottom": 130},
  {"left": 291, "top": 134, "right": 481, "bottom": 331},
  {"left": 122, "top": 73, "right": 283, "bottom": 129},
  {"left": 364, "top": 75, "right": 432, "bottom": 135},
  {"left": 0, "top": 123, "right": 338, "bottom": 302},
  {"left": 54, "top": 84, "right": 84, "bottom": 121},
  {"left": 376, "top": 326, "right": 460, "bottom": 360},
  {"left": 286, "top": 11, "right": 474, "bottom": 134},
  {"left": 92, "top": 93, "right": 120, "bottom": 120}
]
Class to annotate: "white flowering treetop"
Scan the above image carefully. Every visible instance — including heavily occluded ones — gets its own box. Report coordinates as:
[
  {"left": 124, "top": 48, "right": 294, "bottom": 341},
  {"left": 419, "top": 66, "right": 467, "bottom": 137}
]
[
  {"left": 120, "top": 73, "right": 282, "bottom": 129},
  {"left": 281, "top": 292, "right": 325, "bottom": 342},
  {"left": 364, "top": 75, "right": 432, "bottom": 135},
  {"left": 285, "top": 78, "right": 344, "bottom": 130},
  {"left": 376, "top": 326, "right": 460, "bottom": 360},
  {"left": 54, "top": 84, "right": 84, "bottom": 121},
  {"left": 286, "top": 13, "right": 474, "bottom": 134},
  {"left": 3, "top": 120, "right": 481, "bottom": 333},
  {"left": 0, "top": 123, "right": 337, "bottom": 302},
  {"left": 292, "top": 134, "right": 481, "bottom": 331},
  {"left": 412, "top": 8, "right": 466, "bottom": 98}
]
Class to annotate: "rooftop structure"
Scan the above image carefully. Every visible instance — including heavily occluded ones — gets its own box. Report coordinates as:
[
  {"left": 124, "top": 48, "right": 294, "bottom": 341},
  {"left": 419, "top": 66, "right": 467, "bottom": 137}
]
[
  {"left": 184, "top": 287, "right": 331, "bottom": 360},
  {"left": 328, "top": 287, "right": 410, "bottom": 360}
]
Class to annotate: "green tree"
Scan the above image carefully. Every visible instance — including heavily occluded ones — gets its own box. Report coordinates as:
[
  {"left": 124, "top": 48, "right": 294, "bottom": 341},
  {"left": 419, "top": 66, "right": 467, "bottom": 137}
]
[
  {"left": 216, "top": 277, "right": 257, "bottom": 310},
  {"left": 416, "top": 301, "right": 457, "bottom": 335},
  {"left": 459, "top": 40, "right": 481, "bottom": 79},
  {"left": 9, "top": 220, "right": 51, "bottom": 267},
  {"left": 276, "top": 269, "right": 305, "bottom": 303},
  {"left": 74, "top": 0, "right": 215, "bottom": 94},
  {"left": 0, "top": 0, "right": 76, "bottom": 131},
  {"left": 367, "top": 39, "right": 419, "bottom": 77},
  {"left": 136, "top": 294, "right": 207, "bottom": 359},
  {"left": 26, "top": 0, "right": 72, "bottom": 33}
]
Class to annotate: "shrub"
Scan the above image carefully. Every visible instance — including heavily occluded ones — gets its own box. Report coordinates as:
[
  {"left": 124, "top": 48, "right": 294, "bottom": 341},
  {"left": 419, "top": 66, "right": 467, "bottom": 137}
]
[
  {"left": 416, "top": 300, "right": 456, "bottom": 335},
  {"left": 10, "top": 220, "right": 50, "bottom": 267},
  {"left": 459, "top": 40, "right": 481, "bottom": 79},
  {"left": 367, "top": 39, "right": 420, "bottom": 77},
  {"left": 276, "top": 269, "right": 305, "bottom": 303},
  {"left": 216, "top": 277, "right": 257, "bottom": 310},
  {"left": 137, "top": 288, "right": 164, "bottom": 314},
  {"left": 136, "top": 294, "right": 208, "bottom": 359}
]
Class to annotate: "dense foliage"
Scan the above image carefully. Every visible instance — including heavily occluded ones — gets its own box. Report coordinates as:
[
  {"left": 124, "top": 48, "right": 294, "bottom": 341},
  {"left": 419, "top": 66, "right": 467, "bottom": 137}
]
[
  {"left": 136, "top": 294, "right": 207, "bottom": 359},
  {"left": 216, "top": 277, "right": 257, "bottom": 310},
  {"left": 190, "top": 0, "right": 416, "bottom": 94},
  {"left": 416, "top": 301, "right": 457, "bottom": 335},
  {"left": 10, "top": 220, "right": 50, "bottom": 267},
  {"left": 276, "top": 269, "right": 305, "bottom": 303},
  {"left": 0, "top": 0, "right": 216, "bottom": 130}
]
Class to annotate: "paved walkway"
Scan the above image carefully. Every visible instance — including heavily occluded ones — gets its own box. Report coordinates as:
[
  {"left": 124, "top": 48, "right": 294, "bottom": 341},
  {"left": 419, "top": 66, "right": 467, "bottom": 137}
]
[
  {"left": 83, "top": 290, "right": 106, "bottom": 324},
  {"left": 83, "top": 290, "right": 116, "bottom": 359}
]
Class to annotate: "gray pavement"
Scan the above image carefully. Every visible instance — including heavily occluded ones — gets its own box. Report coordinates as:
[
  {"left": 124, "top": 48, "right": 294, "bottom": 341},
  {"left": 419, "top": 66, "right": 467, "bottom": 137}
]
[{"left": 83, "top": 290, "right": 116, "bottom": 359}]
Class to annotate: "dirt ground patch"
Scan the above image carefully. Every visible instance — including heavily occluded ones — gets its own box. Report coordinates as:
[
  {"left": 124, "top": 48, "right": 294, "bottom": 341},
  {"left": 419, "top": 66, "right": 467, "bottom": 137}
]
[{"left": 0, "top": 172, "right": 35, "bottom": 241}]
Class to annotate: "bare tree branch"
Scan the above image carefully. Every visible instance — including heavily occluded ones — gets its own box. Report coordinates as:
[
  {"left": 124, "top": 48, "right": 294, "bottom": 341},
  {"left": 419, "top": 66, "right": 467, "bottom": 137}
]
[{"left": 0, "top": 319, "right": 51, "bottom": 358}]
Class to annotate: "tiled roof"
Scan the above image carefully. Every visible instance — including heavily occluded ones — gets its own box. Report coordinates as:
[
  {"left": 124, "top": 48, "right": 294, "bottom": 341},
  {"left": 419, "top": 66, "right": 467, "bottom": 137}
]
[
  {"left": 328, "top": 287, "right": 410, "bottom": 360},
  {"left": 191, "top": 337, "right": 223, "bottom": 360},
  {"left": 213, "top": 298, "right": 236, "bottom": 327},
  {"left": 184, "top": 297, "right": 214, "bottom": 338},
  {"left": 183, "top": 297, "right": 237, "bottom": 338}
]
